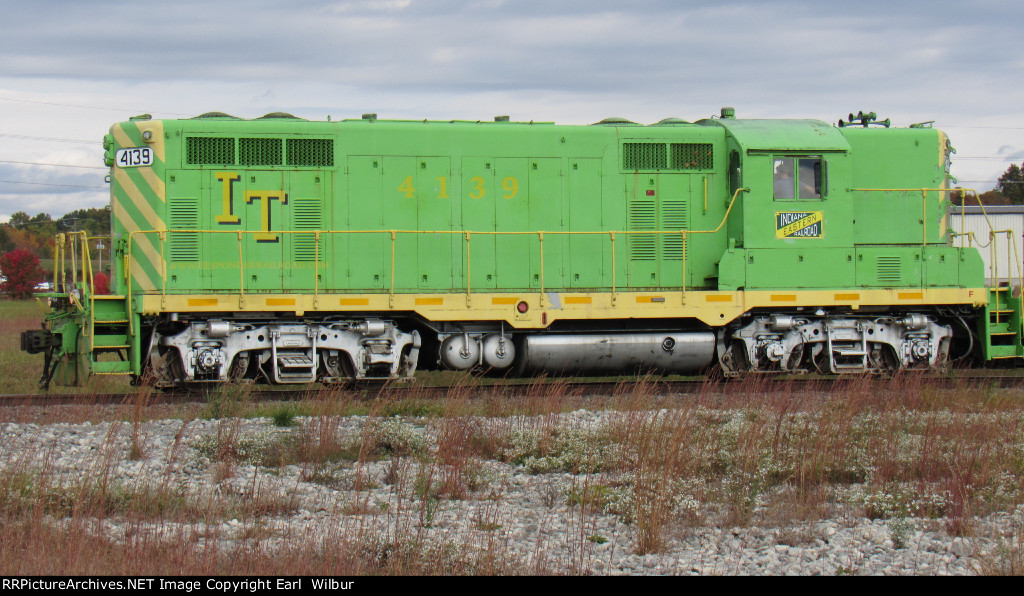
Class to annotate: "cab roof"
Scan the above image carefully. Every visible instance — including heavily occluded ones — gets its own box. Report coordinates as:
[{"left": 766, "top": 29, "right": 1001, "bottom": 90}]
[{"left": 710, "top": 119, "right": 850, "bottom": 153}]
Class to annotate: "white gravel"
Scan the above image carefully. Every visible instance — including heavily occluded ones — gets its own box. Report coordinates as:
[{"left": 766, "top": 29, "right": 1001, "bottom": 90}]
[{"left": 0, "top": 410, "right": 1020, "bottom": 576}]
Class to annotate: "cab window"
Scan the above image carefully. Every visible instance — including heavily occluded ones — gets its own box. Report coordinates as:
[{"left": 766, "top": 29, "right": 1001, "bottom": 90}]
[
  {"left": 728, "top": 150, "right": 741, "bottom": 196},
  {"left": 773, "top": 156, "right": 823, "bottom": 200}
]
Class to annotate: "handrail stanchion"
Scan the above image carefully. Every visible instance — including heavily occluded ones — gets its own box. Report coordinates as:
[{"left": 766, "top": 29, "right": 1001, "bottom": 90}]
[
  {"left": 313, "top": 231, "right": 320, "bottom": 310},
  {"left": 126, "top": 233, "right": 134, "bottom": 335},
  {"left": 682, "top": 232, "right": 688, "bottom": 305},
  {"left": 921, "top": 188, "right": 928, "bottom": 245},
  {"left": 159, "top": 231, "right": 167, "bottom": 310},
  {"left": 538, "top": 232, "right": 545, "bottom": 307},
  {"left": 237, "top": 230, "right": 245, "bottom": 309},
  {"left": 70, "top": 232, "right": 78, "bottom": 293},
  {"left": 465, "top": 231, "right": 472, "bottom": 307},
  {"left": 389, "top": 231, "right": 397, "bottom": 309},
  {"left": 610, "top": 231, "right": 616, "bottom": 306}
]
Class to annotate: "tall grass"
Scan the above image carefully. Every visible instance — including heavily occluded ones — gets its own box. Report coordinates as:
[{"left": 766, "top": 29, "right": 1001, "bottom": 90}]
[
  {"left": 2, "top": 375, "right": 1024, "bottom": 574},
  {"left": 0, "top": 299, "right": 131, "bottom": 395},
  {"left": 3, "top": 298, "right": 1024, "bottom": 573}
]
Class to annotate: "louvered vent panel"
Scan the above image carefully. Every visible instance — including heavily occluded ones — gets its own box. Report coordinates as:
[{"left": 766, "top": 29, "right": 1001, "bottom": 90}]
[
  {"left": 287, "top": 138, "right": 334, "bottom": 166},
  {"left": 292, "top": 197, "right": 323, "bottom": 262},
  {"left": 186, "top": 137, "right": 235, "bottom": 165},
  {"left": 661, "top": 200, "right": 688, "bottom": 260},
  {"left": 623, "top": 143, "right": 667, "bottom": 170},
  {"left": 239, "top": 137, "right": 282, "bottom": 165},
  {"left": 168, "top": 198, "right": 199, "bottom": 261},
  {"left": 628, "top": 199, "right": 657, "bottom": 261},
  {"left": 671, "top": 143, "right": 714, "bottom": 170},
  {"left": 876, "top": 256, "right": 902, "bottom": 284}
]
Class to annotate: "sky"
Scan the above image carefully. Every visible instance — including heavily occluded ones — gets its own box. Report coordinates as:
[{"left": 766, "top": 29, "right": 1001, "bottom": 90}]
[{"left": 1, "top": 0, "right": 1022, "bottom": 222}]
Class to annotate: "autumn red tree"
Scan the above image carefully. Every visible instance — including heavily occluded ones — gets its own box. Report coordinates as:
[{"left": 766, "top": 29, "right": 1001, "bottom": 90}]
[
  {"left": 0, "top": 248, "right": 44, "bottom": 299},
  {"left": 92, "top": 271, "right": 110, "bottom": 295}
]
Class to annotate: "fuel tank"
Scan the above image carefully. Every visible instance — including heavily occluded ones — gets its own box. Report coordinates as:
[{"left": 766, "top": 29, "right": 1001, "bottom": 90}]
[{"left": 517, "top": 332, "right": 716, "bottom": 375}]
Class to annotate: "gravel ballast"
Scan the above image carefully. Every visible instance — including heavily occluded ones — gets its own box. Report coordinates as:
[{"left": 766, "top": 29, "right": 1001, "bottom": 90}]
[{"left": 1, "top": 407, "right": 1021, "bottom": 576}]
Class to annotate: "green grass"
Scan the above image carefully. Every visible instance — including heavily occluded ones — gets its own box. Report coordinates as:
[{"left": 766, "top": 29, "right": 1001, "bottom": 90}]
[
  {"left": 0, "top": 299, "right": 56, "bottom": 394},
  {"left": 0, "top": 299, "right": 131, "bottom": 395}
]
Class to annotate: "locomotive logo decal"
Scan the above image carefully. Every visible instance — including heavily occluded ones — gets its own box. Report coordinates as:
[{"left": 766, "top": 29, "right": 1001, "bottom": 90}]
[
  {"left": 776, "top": 211, "right": 823, "bottom": 239},
  {"left": 214, "top": 171, "right": 288, "bottom": 242}
]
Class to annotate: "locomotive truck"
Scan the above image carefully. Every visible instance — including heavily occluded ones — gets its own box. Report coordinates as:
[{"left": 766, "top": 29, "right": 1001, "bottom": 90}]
[{"left": 20, "top": 108, "right": 1021, "bottom": 389}]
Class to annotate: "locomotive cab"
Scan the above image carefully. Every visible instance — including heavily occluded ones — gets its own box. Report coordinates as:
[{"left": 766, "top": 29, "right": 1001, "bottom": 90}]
[{"left": 712, "top": 113, "right": 985, "bottom": 373}]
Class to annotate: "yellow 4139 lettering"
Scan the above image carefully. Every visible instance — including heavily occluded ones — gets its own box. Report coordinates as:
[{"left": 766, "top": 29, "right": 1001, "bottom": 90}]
[{"left": 400, "top": 175, "right": 519, "bottom": 200}]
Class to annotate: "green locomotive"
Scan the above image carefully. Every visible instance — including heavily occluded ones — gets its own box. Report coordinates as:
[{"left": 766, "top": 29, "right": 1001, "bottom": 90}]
[{"left": 21, "top": 108, "right": 1018, "bottom": 388}]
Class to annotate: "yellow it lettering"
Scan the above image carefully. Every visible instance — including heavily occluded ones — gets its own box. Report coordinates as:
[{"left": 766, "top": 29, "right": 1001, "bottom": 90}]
[
  {"left": 215, "top": 172, "right": 240, "bottom": 223},
  {"left": 244, "top": 191, "right": 288, "bottom": 241}
]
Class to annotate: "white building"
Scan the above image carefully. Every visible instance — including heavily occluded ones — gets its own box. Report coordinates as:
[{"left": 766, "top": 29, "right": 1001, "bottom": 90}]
[{"left": 948, "top": 205, "right": 1024, "bottom": 287}]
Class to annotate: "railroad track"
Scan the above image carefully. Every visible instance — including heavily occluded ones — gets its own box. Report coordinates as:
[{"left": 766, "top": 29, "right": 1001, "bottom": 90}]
[{"left": 2, "top": 372, "right": 1024, "bottom": 408}]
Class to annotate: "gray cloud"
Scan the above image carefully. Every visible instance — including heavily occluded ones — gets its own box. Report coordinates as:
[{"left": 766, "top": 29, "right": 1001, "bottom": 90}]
[
  {"left": 4, "top": 2, "right": 1017, "bottom": 91},
  {"left": 0, "top": 0, "right": 1021, "bottom": 216}
]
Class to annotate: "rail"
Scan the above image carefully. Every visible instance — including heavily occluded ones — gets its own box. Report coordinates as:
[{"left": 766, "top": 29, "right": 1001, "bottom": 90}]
[{"left": 124, "top": 188, "right": 748, "bottom": 309}]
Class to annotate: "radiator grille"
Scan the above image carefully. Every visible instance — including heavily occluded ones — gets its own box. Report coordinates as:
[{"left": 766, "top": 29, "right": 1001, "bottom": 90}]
[
  {"left": 623, "top": 143, "right": 667, "bottom": 170},
  {"left": 186, "top": 137, "right": 235, "bottom": 165},
  {"left": 624, "top": 142, "right": 714, "bottom": 171},
  {"left": 287, "top": 138, "right": 334, "bottom": 166},
  {"left": 239, "top": 137, "right": 282, "bottom": 166},
  {"left": 186, "top": 137, "right": 333, "bottom": 166},
  {"left": 670, "top": 143, "right": 714, "bottom": 170}
]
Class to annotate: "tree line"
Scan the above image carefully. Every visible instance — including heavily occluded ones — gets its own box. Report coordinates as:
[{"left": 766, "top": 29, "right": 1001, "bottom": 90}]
[
  {"left": 951, "top": 161, "right": 1024, "bottom": 205},
  {"left": 1, "top": 208, "right": 111, "bottom": 298},
  {"left": 0, "top": 207, "right": 111, "bottom": 258}
]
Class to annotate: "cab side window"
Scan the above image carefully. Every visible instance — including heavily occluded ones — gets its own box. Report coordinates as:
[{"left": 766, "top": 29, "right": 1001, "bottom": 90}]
[
  {"left": 774, "top": 156, "right": 823, "bottom": 200},
  {"left": 729, "top": 150, "right": 741, "bottom": 196},
  {"left": 798, "top": 158, "right": 822, "bottom": 199},
  {"left": 773, "top": 158, "right": 795, "bottom": 199}
]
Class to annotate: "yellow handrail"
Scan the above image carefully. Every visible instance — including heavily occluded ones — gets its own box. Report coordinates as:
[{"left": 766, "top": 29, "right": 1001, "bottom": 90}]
[
  {"left": 313, "top": 231, "right": 321, "bottom": 309},
  {"left": 123, "top": 188, "right": 750, "bottom": 303},
  {"left": 610, "top": 231, "right": 616, "bottom": 304},
  {"left": 947, "top": 188, "right": 1024, "bottom": 291},
  {"left": 464, "top": 231, "right": 472, "bottom": 306},
  {"left": 389, "top": 231, "right": 396, "bottom": 308},
  {"left": 853, "top": 186, "right": 1024, "bottom": 292},
  {"left": 237, "top": 230, "right": 245, "bottom": 309},
  {"left": 849, "top": 187, "right": 954, "bottom": 245},
  {"left": 538, "top": 231, "right": 545, "bottom": 306},
  {"left": 49, "top": 231, "right": 111, "bottom": 343}
]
